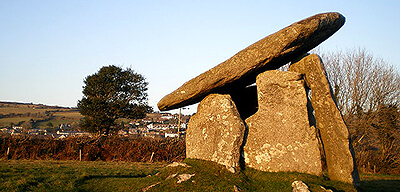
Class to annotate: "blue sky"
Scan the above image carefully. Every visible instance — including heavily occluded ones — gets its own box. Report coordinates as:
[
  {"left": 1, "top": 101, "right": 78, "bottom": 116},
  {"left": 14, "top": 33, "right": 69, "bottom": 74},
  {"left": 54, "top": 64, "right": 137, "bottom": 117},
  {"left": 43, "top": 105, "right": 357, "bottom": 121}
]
[{"left": 0, "top": 1, "right": 399, "bottom": 114}]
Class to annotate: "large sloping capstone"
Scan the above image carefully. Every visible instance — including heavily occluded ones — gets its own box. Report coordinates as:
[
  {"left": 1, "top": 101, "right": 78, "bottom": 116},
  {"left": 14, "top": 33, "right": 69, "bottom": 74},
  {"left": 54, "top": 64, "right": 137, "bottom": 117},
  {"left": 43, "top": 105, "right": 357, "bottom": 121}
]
[
  {"left": 244, "top": 70, "right": 322, "bottom": 175},
  {"left": 186, "top": 94, "right": 245, "bottom": 172},
  {"left": 158, "top": 12, "right": 345, "bottom": 111},
  {"left": 289, "top": 54, "right": 359, "bottom": 184}
]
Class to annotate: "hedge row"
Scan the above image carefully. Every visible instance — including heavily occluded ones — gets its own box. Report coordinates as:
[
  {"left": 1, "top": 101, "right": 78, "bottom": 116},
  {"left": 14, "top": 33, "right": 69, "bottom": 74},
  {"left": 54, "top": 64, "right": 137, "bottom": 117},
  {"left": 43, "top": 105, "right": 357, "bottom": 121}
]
[{"left": 0, "top": 135, "right": 185, "bottom": 162}]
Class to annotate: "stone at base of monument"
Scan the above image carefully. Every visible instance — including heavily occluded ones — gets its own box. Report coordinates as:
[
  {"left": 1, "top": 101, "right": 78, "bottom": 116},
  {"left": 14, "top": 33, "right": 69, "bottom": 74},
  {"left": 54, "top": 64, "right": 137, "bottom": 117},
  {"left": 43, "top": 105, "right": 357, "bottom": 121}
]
[
  {"left": 186, "top": 94, "right": 245, "bottom": 173},
  {"left": 244, "top": 70, "right": 322, "bottom": 175},
  {"left": 289, "top": 54, "right": 360, "bottom": 184}
]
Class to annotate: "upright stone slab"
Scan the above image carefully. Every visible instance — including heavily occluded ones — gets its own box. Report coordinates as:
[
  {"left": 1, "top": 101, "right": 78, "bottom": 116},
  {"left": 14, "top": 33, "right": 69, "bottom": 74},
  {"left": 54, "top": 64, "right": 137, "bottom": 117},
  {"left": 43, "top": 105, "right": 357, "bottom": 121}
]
[
  {"left": 158, "top": 12, "right": 345, "bottom": 111},
  {"left": 289, "top": 54, "right": 359, "bottom": 184},
  {"left": 244, "top": 70, "right": 322, "bottom": 175},
  {"left": 186, "top": 94, "right": 245, "bottom": 172}
]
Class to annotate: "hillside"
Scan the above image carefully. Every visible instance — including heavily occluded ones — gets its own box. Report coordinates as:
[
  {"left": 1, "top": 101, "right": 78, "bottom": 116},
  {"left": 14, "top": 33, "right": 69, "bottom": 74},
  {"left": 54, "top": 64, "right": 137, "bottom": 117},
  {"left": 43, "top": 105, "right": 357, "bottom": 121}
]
[
  {"left": 0, "top": 101, "right": 190, "bottom": 137},
  {"left": 0, "top": 101, "right": 82, "bottom": 129}
]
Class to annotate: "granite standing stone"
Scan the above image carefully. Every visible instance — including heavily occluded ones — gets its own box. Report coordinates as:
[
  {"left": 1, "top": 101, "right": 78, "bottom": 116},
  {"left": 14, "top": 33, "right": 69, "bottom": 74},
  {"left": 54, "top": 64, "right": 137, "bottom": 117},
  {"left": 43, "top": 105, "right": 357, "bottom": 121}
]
[
  {"left": 186, "top": 94, "right": 246, "bottom": 172},
  {"left": 244, "top": 70, "right": 322, "bottom": 175},
  {"left": 289, "top": 54, "right": 359, "bottom": 184},
  {"left": 158, "top": 12, "right": 345, "bottom": 111}
]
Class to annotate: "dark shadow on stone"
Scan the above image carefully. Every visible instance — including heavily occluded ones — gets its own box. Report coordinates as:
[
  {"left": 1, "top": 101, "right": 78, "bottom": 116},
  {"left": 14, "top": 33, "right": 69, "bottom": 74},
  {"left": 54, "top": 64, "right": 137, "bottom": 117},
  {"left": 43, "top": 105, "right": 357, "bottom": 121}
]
[
  {"left": 305, "top": 87, "right": 316, "bottom": 128},
  {"left": 239, "top": 122, "right": 249, "bottom": 170},
  {"left": 218, "top": 84, "right": 257, "bottom": 170},
  {"left": 349, "top": 136, "right": 361, "bottom": 186},
  {"left": 305, "top": 85, "right": 327, "bottom": 172},
  {"left": 225, "top": 85, "right": 258, "bottom": 120},
  {"left": 215, "top": 84, "right": 258, "bottom": 170}
]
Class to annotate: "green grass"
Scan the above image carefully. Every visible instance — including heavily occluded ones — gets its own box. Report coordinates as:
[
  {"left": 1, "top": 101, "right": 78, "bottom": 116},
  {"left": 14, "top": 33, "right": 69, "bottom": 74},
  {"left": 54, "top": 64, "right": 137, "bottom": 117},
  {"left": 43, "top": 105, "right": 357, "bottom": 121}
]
[
  {"left": 0, "top": 116, "right": 80, "bottom": 128},
  {"left": 0, "top": 106, "right": 82, "bottom": 128},
  {"left": 359, "top": 173, "right": 400, "bottom": 192},
  {"left": 0, "top": 117, "right": 45, "bottom": 127},
  {"left": 0, "top": 107, "right": 50, "bottom": 115},
  {"left": 0, "top": 102, "right": 81, "bottom": 128},
  {"left": 0, "top": 159, "right": 399, "bottom": 192},
  {"left": 0, "top": 159, "right": 166, "bottom": 192},
  {"left": 53, "top": 111, "right": 82, "bottom": 118}
]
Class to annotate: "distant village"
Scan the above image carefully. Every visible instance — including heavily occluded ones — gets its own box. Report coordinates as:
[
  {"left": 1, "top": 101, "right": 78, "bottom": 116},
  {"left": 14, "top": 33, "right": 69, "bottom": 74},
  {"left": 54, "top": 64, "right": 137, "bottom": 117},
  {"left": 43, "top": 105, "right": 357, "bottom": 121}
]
[{"left": 0, "top": 112, "right": 191, "bottom": 139}]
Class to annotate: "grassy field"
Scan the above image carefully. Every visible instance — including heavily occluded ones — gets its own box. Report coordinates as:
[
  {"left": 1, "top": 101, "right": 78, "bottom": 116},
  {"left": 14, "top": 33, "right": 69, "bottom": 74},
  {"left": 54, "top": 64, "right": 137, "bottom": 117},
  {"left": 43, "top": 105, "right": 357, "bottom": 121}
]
[
  {"left": 0, "top": 106, "right": 68, "bottom": 115},
  {"left": 0, "top": 103, "right": 74, "bottom": 119},
  {"left": 1, "top": 159, "right": 398, "bottom": 192},
  {"left": 0, "top": 102, "right": 82, "bottom": 128},
  {"left": 36, "top": 111, "right": 83, "bottom": 128},
  {"left": 0, "top": 159, "right": 166, "bottom": 192},
  {"left": 359, "top": 173, "right": 400, "bottom": 192},
  {"left": 0, "top": 113, "right": 82, "bottom": 128},
  {"left": 53, "top": 111, "right": 82, "bottom": 118},
  {"left": 0, "top": 117, "right": 40, "bottom": 126}
]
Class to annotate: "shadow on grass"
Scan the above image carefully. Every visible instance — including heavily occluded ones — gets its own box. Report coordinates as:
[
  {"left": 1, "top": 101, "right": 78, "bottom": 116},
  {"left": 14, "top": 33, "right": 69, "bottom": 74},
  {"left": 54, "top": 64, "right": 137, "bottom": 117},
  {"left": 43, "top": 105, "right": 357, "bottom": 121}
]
[
  {"left": 318, "top": 186, "right": 346, "bottom": 192},
  {"left": 73, "top": 173, "right": 154, "bottom": 192},
  {"left": 358, "top": 180, "right": 400, "bottom": 192},
  {"left": 83, "top": 174, "right": 151, "bottom": 179}
]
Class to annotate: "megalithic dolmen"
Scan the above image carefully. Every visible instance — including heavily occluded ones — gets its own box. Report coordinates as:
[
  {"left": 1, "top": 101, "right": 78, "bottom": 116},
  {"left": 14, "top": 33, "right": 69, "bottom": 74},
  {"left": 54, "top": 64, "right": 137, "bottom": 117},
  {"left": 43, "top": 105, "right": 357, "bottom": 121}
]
[{"left": 158, "top": 12, "right": 345, "bottom": 111}]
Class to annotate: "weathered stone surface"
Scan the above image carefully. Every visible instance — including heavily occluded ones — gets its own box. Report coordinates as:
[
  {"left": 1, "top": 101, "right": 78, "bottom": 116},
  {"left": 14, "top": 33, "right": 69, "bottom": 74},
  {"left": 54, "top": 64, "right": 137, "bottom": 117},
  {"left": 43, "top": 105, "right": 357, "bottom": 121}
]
[
  {"left": 158, "top": 12, "right": 345, "bottom": 111},
  {"left": 176, "top": 173, "right": 195, "bottom": 183},
  {"left": 289, "top": 54, "right": 359, "bottom": 184},
  {"left": 142, "top": 182, "right": 161, "bottom": 192},
  {"left": 165, "top": 173, "right": 178, "bottom": 180},
  {"left": 233, "top": 185, "right": 242, "bottom": 192},
  {"left": 166, "top": 162, "right": 191, "bottom": 168},
  {"left": 244, "top": 70, "right": 322, "bottom": 175},
  {"left": 292, "top": 181, "right": 310, "bottom": 192},
  {"left": 186, "top": 94, "right": 245, "bottom": 171}
]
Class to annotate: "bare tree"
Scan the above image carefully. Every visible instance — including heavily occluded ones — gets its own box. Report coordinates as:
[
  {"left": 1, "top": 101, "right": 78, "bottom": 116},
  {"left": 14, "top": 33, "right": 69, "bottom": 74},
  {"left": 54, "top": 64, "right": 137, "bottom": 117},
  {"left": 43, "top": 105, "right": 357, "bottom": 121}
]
[
  {"left": 318, "top": 47, "right": 400, "bottom": 174},
  {"left": 319, "top": 47, "right": 400, "bottom": 115}
]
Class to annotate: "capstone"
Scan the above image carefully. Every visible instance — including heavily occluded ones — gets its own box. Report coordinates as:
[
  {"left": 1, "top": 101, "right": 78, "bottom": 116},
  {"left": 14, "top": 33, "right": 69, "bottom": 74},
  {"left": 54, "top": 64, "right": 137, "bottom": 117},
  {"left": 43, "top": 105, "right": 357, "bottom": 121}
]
[{"left": 158, "top": 12, "right": 345, "bottom": 111}]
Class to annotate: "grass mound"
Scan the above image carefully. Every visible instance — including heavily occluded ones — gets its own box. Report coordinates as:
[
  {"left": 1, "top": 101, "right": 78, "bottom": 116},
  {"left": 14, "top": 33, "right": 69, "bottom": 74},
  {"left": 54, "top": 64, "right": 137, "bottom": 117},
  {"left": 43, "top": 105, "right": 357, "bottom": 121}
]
[{"left": 129, "top": 159, "right": 357, "bottom": 192}]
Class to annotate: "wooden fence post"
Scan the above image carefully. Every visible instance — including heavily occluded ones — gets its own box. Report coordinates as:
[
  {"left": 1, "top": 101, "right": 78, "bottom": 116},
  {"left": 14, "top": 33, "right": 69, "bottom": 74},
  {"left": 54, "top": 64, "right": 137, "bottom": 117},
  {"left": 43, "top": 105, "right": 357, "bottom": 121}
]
[
  {"left": 7, "top": 147, "right": 10, "bottom": 159},
  {"left": 150, "top": 152, "right": 154, "bottom": 162},
  {"left": 79, "top": 149, "right": 82, "bottom": 161}
]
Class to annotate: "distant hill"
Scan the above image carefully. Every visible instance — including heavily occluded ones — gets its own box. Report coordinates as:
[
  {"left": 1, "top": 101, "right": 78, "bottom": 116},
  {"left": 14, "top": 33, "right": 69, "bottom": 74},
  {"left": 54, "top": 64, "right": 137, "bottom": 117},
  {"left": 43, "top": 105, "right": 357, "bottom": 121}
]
[
  {"left": 0, "top": 101, "right": 76, "bottom": 110},
  {"left": 0, "top": 101, "right": 191, "bottom": 131},
  {"left": 0, "top": 101, "right": 82, "bottom": 129}
]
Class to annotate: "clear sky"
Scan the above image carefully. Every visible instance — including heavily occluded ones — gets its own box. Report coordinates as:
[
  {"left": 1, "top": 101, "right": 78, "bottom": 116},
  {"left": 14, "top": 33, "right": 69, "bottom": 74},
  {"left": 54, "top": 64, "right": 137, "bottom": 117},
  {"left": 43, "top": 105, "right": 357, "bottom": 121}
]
[{"left": 1, "top": 0, "right": 399, "bottom": 115}]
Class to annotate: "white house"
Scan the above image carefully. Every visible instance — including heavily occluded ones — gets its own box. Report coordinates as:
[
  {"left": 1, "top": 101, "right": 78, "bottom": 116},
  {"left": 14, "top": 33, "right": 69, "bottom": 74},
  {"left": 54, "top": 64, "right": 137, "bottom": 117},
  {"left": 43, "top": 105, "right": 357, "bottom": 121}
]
[{"left": 165, "top": 133, "right": 178, "bottom": 138}]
